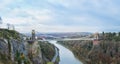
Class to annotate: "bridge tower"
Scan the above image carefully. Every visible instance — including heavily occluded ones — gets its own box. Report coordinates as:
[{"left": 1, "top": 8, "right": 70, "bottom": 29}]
[
  {"left": 32, "top": 30, "right": 35, "bottom": 40},
  {"left": 93, "top": 32, "right": 100, "bottom": 45},
  {"left": 94, "top": 32, "right": 99, "bottom": 40}
]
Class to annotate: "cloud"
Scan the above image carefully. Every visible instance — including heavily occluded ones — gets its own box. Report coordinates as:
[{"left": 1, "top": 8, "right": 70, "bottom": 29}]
[
  {"left": 0, "top": 0, "right": 120, "bottom": 33},
  {"left": 2, "top": 7, "right": 54, "bottom": 25},
  {"left": 71, "top": 15, "right": 103, "bottom": 26},
  {"left": 0, "top": 0, "right": 14, "bottom": 9}
]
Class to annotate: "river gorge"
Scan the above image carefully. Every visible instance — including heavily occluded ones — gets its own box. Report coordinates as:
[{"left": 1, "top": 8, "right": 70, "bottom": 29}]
[{"left": 49, "top": 40, "right": 83, "bottom": 64}]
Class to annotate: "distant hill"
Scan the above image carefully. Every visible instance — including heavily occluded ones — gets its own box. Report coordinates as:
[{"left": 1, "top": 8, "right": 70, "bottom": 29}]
[
  {"left": 24, "top": 32, "right": 92, "bottom": 40},
  {"left": 37, "top": 32, "right": 92, "bottom": 39}
]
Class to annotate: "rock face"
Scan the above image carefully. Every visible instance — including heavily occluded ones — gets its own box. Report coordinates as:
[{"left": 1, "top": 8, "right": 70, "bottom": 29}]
[
  {"left": 26, "top": 40, "right": 43, "bottom": 64},
  {"left": 0, "top": 39, "right": 9, "bottom": 64},
  {"left": 0, "top": 39, "right": 57, "bottom": 64},
  {"left": 0, "top": 39, "right": 8, "bottom": 55},
  {"left": 0, "top": 39, "right": 43, "bottom": 64},
  {"left": 0, "top": 38, "right": 29, "bottom": 64}
]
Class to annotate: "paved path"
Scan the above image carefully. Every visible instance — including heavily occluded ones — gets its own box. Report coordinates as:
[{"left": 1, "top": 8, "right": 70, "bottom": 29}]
[{"left": 51, "top": 47, "right": 59, "bottom": 62}]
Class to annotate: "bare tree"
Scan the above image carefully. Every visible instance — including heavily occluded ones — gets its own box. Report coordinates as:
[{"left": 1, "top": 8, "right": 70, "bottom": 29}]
[
  {"left": 0, "top": 17, "right": 2, "bottom": 28},
  {"left": 0, "top": 17, "right": 2, "bottom": 24},
  {"left": 7, "top": 23, "right": 10, "bottom": 30},
  {"left": 12, "top": 24, "right": 15, "bottom": 30}
]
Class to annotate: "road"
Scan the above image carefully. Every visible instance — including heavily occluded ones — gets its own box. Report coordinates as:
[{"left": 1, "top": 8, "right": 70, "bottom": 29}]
[
  {"left": 51, "top": 47, "right": 59, "bottom": 62},
  {"left": 38, "top": 37, "right": 94, "bottom": 41},
  {"left": 59, "top": 38, "right": 94, "bottom": 41}
]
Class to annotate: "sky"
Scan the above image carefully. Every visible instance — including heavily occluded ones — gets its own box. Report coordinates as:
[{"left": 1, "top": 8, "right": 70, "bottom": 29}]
[{"left": 0, "top": 0, "right": 120, "bottom": 33}]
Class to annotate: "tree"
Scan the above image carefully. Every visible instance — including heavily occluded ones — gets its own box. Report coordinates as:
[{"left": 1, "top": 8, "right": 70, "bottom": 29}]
[
  {"left": 118, "top": 32, "right": 120, "bottom": 36},
  {"left": 102, "top": 31, "right": 105, "bottom": 40},
  {"left": 102, "top": 31, "right": 105, "bottom": 36},
  {"left": 0, "top": 17, "right": 2, "bottom": 24},
  {"left": 112, "top": 32, "right": 116, "bottom": 37},
  {"left": 0, "top": 17, "right": 2, "bottom": 28},
  {"left": 7, "top": 23, "right": 10, "bottom": 30}
]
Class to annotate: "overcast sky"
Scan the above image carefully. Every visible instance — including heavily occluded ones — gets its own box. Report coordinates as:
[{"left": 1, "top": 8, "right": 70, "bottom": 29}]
[{"left": 0, "top": 0, "right": 120, "bottom": 33}]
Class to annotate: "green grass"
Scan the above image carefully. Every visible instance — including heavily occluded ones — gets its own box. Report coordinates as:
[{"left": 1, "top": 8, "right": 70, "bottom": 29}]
[
  {"left": 0, "top": 29, "right": 26, "bottom": 41},
  {"left": 47, "top": 62, "right": 54, "bottom": 64}
]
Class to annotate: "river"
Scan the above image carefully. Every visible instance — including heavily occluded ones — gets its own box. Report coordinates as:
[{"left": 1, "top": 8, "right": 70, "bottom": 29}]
[{"left": 49, "top": 40, "right": 83, "bottom": 64}]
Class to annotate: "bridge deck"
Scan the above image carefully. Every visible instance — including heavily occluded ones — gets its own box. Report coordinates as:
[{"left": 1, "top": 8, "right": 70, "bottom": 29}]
[{"left": 38, "top": 38, "right": 94, "bottom": 41}]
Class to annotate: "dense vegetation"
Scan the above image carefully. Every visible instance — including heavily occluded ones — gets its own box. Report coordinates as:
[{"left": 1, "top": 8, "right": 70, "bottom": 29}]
[
  {"left": 39, "top": 41, "right": 55, "bottom": 62},
  {"left": 57, "top": 40, "right": 93, "bottom": 63},
  {"left": 102, "top": 32, "right": 120, "bottom": 41},
  {"left": 58, "top": 32, "right": 120, "bottom": 64}
]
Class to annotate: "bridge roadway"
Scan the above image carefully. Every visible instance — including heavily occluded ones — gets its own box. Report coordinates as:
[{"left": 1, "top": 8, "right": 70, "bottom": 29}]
[{"left": 38, "top": 37, "right": 94, "bottom": 41}]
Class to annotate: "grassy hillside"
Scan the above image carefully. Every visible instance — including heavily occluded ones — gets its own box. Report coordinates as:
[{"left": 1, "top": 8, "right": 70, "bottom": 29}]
[{"left": 0, "top": 29, "right": 21, "bottom": 40}]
